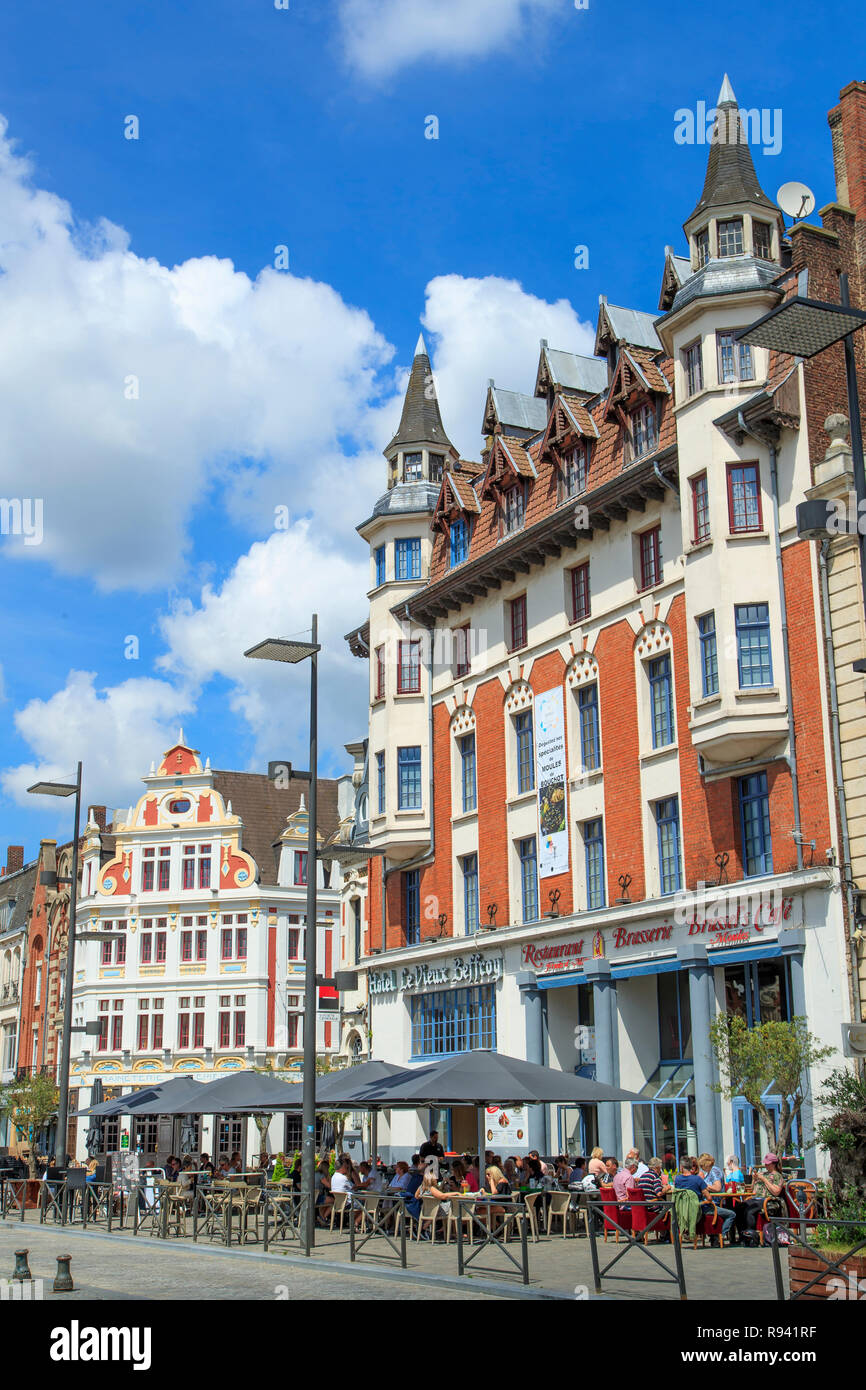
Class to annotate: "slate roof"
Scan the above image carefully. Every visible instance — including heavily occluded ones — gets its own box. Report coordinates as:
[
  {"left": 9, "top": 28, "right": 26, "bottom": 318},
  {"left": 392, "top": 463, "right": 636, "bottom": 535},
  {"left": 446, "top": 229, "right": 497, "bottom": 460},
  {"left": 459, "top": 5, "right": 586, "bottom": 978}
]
[
  {"left": 484, "top": 387, "right": 549, "bottom": 436},
  {"left": 0, "top": 860, "right": 38, "bottom": 938},
  {"left": 210, "top": 771, "right": 341, "bottom": 886},
  {"left": 387, "top": 335, "right": 455, "bottom": 453},
  {"left": 685, "top": 85, "right": 779, "bottom": 224},
  {"left": 667, "top": 256, "right": 782, "bottom": 314},
  {"left": 596, "top": 301, "right": 663, "bottom": 355},
  {"left": 537, "top": 347, "right": 608, "bottom": 398}
]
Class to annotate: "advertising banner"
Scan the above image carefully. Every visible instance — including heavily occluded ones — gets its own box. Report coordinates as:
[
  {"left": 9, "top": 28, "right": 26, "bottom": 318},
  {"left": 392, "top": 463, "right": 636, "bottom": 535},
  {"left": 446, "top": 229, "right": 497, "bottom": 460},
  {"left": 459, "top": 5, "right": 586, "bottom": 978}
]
[
  {"left": 534, "top": 687, "right": 569, "bottom": 878},
  {"left": 483, "top": 1105, "right": 529, "bottom": 1150}
]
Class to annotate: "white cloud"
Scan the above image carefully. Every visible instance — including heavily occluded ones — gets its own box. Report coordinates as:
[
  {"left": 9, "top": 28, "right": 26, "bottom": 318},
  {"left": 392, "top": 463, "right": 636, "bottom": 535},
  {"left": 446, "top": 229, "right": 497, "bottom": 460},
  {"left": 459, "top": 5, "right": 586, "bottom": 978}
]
[
  {"left": 0, "top": 671, "right": 194, "bottom": 814},
  {"left": 339, "top": 0, "right": 562, "bottom": 80},
  {"left": 420, "top": 273, "right": 596, "bottom": 457},
  {"left": 0, "top": 118, "right": 392, "bottom": 591}
]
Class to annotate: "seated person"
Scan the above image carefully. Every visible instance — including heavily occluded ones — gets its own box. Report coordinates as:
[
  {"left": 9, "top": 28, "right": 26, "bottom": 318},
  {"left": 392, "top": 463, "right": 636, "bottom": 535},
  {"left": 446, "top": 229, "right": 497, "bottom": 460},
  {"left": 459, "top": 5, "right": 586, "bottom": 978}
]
[
  {"left": 725, "top": 1154, "right": 745, "bottom": 1185},
  {"left": 697, "top": 1152, "right": 737, "bottom": 1245},
  {"left": 613, "top": 1158, "right": 638, "bottom": 1203}
]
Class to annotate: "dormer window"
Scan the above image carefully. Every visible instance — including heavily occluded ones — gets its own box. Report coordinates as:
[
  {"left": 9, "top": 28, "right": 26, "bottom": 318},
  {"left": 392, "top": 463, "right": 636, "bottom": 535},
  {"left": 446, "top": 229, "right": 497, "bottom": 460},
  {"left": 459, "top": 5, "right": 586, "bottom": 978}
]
[
  {"left": 629, "top": 403, "right": 657, "bottom": 460},
  {"left": 717, "top": 219, "right": 744, "bottom": 257},
  {"left": 695, "top": 228, "right": 710, "bottom": 267},
  {"left": 429, "top": 453, "right": 444, "bottom": 484},
  {"left": 450, "top": 517, "right": 468, "bottom": 568},
  {"left": 753, "top": 221, "right": 772, "bottom": 260},
  {"left": 503, "top": 483, "right": 525, "bottom": 535},
  {"left": 403, "top": 452, "right": 423, "bottom": 482},
  {"left": 563, "top": 446, "right": 588, "bottom": 498}
]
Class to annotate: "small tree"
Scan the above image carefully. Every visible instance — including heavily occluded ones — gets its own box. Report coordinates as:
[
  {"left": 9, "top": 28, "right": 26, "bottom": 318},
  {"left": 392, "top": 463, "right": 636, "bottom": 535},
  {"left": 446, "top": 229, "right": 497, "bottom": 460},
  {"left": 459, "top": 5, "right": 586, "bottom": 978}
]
[
  {"left": 0, "top": 1073, "right": 60, "bottom": 1177},
  {"left": 710, "top": 1014, "right": 834, "bottom": 1157},
  {"left": 813, "top": 1065, "right": 866, "bottom": 1202}
]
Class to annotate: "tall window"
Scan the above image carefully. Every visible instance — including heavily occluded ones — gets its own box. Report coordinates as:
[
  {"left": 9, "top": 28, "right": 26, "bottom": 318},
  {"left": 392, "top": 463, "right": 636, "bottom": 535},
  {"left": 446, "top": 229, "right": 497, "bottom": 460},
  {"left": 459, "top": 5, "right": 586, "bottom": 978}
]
[
  {"left": 218, "top": 994, "right": 245, "bottom": 1048},
  {"left": 584, "top": 820, "right": 605, "bottom": 910},
  {"left": 739, "top": 772, "right": 773, "bottom": 877},
  {"left": 515, "top": 711, "right": 535, "bottom": 794},
  {"left": 454, "top": 624, "right": 470, "bottom": 678},
  {"left": 429, "top": 453, "right": 444, "bottom": 483},
  {"left": 578, "top": 684, "right": 600, "bottom": 771},
  {"left": 182, "top": 846, "right": 195, "bottom": 890},
  {"left": 717, "top": 332, "right": 754, "bottom": 384},
  {"left": 376, "top": 750, "right": 386, "bottom": 815},
  {"left": 375, "top": 646, "right": 385, "bottom": 700},
  {"left": 135, "top": 998, "right": 162, "bottom": 1051},
  {"left": 403, "top": 452, "right": 423, "bottom": 482},
  {"left": 288, "top": 925, "right": 301, "bottom": 961},
  {"left": 460, "top": 733, "right": 477, "bottom": 813},
  {"left": 717, "top": 218, "right": 743, "bottom": 256},
  {"left": 404, "top": 869, "right": 420, "bottom": 945},
  {"left": 684, "top": 340, "right": 704, "bottom": 396},
  {"left": 157, "top": 846, "right": 171, "bottom": 891},
  {"left": 695, "top": 228, "right": 710, "bottom": 267},
  {"left": 753, "top": 221, "right": 772, "bottom": 260},
  {"left": 735, "top": 603, "right": 773, "bottom": 687},
  {"left": 462, "top": 853, "right": 479, "bottom": 934},
  {"left": 503, "top": 484, "right": 525, "bottom": 534},
  {"left": 397, "top": 640, "right": 421, "bottom": 694},
  {"left": 656, "top": 797, "right": 682, "bottom": 894},
  {"left": 141, "top": 848, "right": 155, "bottom": 892},
  {"left": 727, "top": 463, "right": 762, "bottom": 532},
  {"left": 639, "top": 526, "right": 661, "bottom": 590},
  {"left": 100, "top": 921, "right": 125, "bottom": 966},
  {"left": 519, "top": 837, "right": 538, "bottom": 923},
  {"left": 509, "top": 594, "right": 527, "bottom": 651},
  {"left": 649, "top": 655, "right": 675, "bottom": 748},
  {"left": 397, "top": 747, "right": 422, "bottom": 810},
  {"left": 139, "top": 918, "right": 167, "bottom": 965},
  {"left": 570, "top": 563, "right": 590, "bottom": 622},
  {"left": 450, "top": 517, "right": 468, "bottom": 567},
  {"left": 182, "top": 844, "right": 211, "bottom": 890},
  {"left": 564, "top": 446, "right": 588, "bottom": 497},
  {"left": 698, "top": 613, "right": 719, "bottom": 696},
  {"left": 220, "top": 915, "right": 248, "bottom": 961},
  {"left": 374, "top": 545, "right": 386, "bottom": 587},
  {"left": 294, "top": 851, "right": 308, "bottom": 886},
  {"left": 691, "top": 473, "right": 710, "bottom": 543},
  {"left": 630, "top": 403, "right": 657, "bottom": 459},
  {"left": 395, "top": 537, "right": 421, "bottom": 580}
]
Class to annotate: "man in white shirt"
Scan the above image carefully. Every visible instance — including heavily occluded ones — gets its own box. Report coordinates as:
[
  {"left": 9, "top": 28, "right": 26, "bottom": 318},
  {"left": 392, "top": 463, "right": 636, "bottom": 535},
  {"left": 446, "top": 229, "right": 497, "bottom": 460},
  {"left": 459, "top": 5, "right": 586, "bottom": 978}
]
[
  {"left": 331, "top": 1158, "right": 363, "bottom": 1227},
  {"left": 625, "top": 1148, "right": 649, "bottom": 1180}
]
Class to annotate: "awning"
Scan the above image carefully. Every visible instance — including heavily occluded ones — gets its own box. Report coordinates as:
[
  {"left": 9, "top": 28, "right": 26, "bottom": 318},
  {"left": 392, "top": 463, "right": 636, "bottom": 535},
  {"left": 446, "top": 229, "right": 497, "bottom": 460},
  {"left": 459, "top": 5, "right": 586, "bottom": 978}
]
[{"left": 536, "top": 942, "right": 785, "bottom": 987}]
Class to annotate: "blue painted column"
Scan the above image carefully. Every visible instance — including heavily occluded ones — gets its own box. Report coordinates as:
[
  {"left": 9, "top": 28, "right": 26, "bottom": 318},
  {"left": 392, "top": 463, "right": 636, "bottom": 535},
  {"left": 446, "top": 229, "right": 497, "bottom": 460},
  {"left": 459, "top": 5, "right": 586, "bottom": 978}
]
[
  {"left": 584, "top": 958, "right": 619, "bottom": 1156},
  {"left": 517, "top": 971, "right": 548, "bottom": 1152},
  {"left": 781, "top": 928, "right": 816, "bottom": 1179},
  {"left": 677, "top": 942, "right": 722, "bottom": 1161}
]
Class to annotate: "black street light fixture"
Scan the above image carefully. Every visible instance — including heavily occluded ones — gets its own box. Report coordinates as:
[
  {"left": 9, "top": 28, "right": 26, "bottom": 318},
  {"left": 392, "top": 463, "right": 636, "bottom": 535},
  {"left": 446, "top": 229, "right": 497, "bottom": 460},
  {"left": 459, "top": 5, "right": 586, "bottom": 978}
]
[
  {"left": 27, "top": 764, "right": 82, "bottom": 1165},
  {"left": 737, "top": 277, "right": 866, "bottom": 672},
  {"left": 244, "top": 619, "right": 320, "bottom": 1253}
]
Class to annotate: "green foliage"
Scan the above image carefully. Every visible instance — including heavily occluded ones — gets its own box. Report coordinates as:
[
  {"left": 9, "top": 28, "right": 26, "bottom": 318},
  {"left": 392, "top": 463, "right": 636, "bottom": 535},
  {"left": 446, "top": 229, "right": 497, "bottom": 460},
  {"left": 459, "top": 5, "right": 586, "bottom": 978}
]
[
  {"left": 814, "top": 1066, "right": 866, "bottom": 1153},
  {"left": 815, "top": 1185, "right": 866, "bottom": 1249},
  {"left": 0, "top": 1073, "right": 60, "bottom": 1177},
  {"left": 709, "top": 1013, "right": 835, "bottom": 1155}
]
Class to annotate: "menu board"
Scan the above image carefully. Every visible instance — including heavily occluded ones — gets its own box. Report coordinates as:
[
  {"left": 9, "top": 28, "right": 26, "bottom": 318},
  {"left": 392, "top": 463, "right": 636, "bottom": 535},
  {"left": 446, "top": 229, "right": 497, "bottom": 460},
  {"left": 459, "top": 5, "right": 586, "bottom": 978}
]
[
  {"left": 109, "top": 1150, "right": 140, "bottom": 1194},
  {"left": 534, "top": 688, "right": 569, "bottom": 878},
  {"left": 484, "top": 1105, "right": 529, "bottom": 1150}
]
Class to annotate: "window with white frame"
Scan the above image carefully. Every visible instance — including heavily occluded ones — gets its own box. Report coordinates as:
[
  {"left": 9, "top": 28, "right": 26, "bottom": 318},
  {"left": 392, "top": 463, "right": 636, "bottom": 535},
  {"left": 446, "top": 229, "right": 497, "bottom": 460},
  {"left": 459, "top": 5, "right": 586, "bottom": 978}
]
[
  {"left": 139, "top": 918, "right": 167, "bottom": 965},
  {"left": 220, "top": 915, "right": 248, "bottom": 961},
  {"left": 136, "top": 997, "right": 163, "bottom": 1051}
]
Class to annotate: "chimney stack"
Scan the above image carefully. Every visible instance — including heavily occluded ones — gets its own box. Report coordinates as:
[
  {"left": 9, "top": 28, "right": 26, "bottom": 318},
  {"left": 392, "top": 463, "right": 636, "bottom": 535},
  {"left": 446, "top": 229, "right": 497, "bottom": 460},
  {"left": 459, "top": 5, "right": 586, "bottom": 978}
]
[
  {"left": 5, "top": 845, "right": 24, "bottom": 876},
  {"left": 90, "top": 805, "right": 108, "bottom": 831}
]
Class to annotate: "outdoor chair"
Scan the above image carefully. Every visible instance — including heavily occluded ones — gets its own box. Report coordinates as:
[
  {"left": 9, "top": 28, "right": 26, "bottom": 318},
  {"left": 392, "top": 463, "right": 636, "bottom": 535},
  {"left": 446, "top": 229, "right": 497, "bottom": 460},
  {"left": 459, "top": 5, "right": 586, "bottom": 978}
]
[
  {"left": 602, "top": 1196, "right": 632, "bottom": 1243},
  {"left": 695, "top": 1197, "right": 725, "bottom": 1249},
  {"left": 416, "top": 1195, "right": 446, "bottom": 1243},
  {"left": 446, "top": 1196, "right": 475, "bottom": 1246},
  {"left": 355, "top": 1192, "right": 383, "bottom": 1232},
  {"left": 198, "top": 1185, "right": 231, "bottom": 1243},
  {"left": 329, "top": 1190, "right": 350, "bottom": 1232},
  {"left": 521, "top": 1191, "right": 542, "bottom": 1244},
  {"left": 240, "top": 1184, "right": 265, "bottom": 1243},
  {"left": 547, "top": 1190, "right": 573, "bottom": 1238},
  {"left": 63, "top": 1168, "right": 88, "bottom": 1225}
]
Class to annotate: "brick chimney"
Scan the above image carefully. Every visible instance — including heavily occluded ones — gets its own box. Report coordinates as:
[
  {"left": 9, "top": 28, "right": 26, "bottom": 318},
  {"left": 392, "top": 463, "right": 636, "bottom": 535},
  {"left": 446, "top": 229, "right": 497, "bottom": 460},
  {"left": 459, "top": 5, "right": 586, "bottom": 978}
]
[
  {"left": 90, "top": 805, "right": 108, "bottom": 831},
  {"left": 828, "top": 81, "right": 866, "bottom": 302},
  {"left": 5, "top": 845, "right": 24, "bottom": 875}
]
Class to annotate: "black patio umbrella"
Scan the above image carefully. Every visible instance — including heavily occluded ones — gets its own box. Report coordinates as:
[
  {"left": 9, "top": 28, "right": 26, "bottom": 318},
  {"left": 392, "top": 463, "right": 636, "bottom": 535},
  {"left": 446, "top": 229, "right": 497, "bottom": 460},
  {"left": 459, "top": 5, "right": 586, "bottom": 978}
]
[
  {"left": 127, "top": 1070, "right": 302, "bottom": 1116},
  {"left": 315, "top": 1060, "right": 409, "bottom": 1164},
  {"left": 84, "top": 1077, "right": 105, "bottom": 1157},
  {"left": 77, "top": 1076, "right": 202, "bottom": 1119},
  {"left": 341, "top": 1050, "right": 646, "bottom": 1170}
]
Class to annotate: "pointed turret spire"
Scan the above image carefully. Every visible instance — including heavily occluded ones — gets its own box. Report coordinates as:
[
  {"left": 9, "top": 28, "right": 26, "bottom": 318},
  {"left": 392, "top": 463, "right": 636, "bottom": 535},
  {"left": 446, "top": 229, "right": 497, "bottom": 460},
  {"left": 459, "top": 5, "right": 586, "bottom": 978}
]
[
  {"left": 178, "top": 727, "right": 185, "bottom": 745},
  {"left": 386, "top": 334, "right": 455, "bottom": 454},
  {"left": 685, "top": 75, "right": 778, "bottom": 225}
]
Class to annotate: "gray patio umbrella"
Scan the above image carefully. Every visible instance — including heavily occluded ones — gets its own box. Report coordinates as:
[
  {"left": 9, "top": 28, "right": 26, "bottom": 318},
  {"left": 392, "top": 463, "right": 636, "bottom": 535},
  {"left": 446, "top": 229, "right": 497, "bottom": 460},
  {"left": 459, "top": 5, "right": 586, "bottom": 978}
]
[
  {"left": 315, "top": 1060, "right": 409, "bottom": 1165},
  {"left": 127, "top": 1070, "right": 302, "bottom": 1116},
  {"left": 84, "top": 1078, "right": 104, "bottom": 1157},
  {"left": 77, "top": 1076, "right": 202, "bottom": 1119},
  {"left": 342, "top": 1050, "right": 646, "bottom": 1170}
]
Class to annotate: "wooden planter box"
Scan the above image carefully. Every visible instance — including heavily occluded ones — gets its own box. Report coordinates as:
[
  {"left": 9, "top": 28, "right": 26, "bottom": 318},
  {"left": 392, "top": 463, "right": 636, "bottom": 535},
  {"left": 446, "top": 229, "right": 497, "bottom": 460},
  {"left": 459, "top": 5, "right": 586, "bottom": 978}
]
[{"left": 789, "top": 1246, "right": 866, "bottom": 1300}]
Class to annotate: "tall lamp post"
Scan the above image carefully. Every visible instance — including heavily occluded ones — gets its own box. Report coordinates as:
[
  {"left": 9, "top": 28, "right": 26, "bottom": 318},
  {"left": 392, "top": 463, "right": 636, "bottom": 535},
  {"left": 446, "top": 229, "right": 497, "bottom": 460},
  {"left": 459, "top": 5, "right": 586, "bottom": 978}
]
[
  {"left": 245, "top": 618, "right": 321, "bottom": 1253},
  {"left": 27, "top": 764, "right": 82, "bottom": 1165}
]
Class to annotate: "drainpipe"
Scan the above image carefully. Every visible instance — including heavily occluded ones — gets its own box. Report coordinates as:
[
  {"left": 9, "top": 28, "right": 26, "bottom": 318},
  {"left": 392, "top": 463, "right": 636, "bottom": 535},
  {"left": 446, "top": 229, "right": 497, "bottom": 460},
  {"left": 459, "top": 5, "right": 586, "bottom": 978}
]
[
  {"left": 737, "top": 410, "right": 804, "bottom": 872},
  {"left": 819, "top": 541, "right": 864, "bottom": 1028},
  {"left": 381, "top": 607, "right": 437, "bottom": 947},
  {"left": 652, "top": 458, "right": 679, "bottom": 499}
]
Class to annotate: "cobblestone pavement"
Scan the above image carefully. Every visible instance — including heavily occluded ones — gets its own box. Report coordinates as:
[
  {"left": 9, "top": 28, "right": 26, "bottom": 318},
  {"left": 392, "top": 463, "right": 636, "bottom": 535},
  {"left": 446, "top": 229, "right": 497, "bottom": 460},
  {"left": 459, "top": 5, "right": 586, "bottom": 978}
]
[{"left": 1, "top": 1212, "right": 785, "bottom": 1301}]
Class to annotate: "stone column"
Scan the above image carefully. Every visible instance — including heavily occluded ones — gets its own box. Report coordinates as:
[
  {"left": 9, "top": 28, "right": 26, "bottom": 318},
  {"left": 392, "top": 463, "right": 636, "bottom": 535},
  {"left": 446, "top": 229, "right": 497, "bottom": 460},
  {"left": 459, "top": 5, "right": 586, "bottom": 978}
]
[
  {"left": 516, "top": 971, "right": 548, "bottom": 1152},
  {"left": 677, "top": 942, "right": 722, "bottom": 1160},
  {"left": 583, "top": 958, "right": 619, "bottom": 1156}
]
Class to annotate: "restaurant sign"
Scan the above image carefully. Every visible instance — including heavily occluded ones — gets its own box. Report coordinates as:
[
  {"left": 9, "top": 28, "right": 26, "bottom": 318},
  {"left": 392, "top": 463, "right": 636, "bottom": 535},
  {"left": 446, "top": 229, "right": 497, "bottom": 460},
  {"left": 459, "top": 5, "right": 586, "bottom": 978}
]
[
  {"left": 369, "top": 952, "right": 503, "bottom": 997},
  {"left": 522, "top": 896, "right": 795, "bottom": 976}
]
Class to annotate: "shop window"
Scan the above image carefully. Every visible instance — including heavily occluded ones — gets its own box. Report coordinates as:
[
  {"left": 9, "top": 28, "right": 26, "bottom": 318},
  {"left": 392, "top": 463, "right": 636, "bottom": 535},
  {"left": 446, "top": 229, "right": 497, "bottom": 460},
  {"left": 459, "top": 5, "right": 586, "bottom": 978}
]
[{"left": 410, "top": 984, "right": 496, "bottom": 1059}]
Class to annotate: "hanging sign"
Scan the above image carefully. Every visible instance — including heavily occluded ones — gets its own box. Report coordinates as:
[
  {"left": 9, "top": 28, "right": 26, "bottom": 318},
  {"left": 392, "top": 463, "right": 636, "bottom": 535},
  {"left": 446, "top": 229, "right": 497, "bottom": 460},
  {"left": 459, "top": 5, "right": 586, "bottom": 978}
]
[
  {"left": 534, "top": 688, "right": 569, "bottom": 878},
  {"left": 484, "top": 1105, "right": 529, "bottom": 1150}
]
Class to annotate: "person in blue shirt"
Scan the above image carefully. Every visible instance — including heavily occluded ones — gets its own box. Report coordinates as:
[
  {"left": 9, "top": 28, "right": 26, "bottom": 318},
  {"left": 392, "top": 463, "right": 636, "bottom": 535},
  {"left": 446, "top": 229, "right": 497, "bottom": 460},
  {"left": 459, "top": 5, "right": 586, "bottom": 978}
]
[
  {"left": 699, "top": 1152, "right": 738, "bottom": 1245},
  {"left": 725, "top": 1154, "right": 745, "bottom": 1184}
]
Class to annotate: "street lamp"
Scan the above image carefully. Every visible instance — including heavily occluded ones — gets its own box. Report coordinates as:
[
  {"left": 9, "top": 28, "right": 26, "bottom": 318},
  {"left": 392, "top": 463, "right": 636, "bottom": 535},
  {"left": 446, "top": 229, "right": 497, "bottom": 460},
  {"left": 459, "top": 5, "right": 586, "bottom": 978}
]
[
  {"left": 245, "top": 619, "right": 320, "bottom": 1253},
  {"left": 27, "top": 763, "right": 82, "bottom": 1166},
  {"left": 737, "top": 279, "right": 866, "bottom": 669}
]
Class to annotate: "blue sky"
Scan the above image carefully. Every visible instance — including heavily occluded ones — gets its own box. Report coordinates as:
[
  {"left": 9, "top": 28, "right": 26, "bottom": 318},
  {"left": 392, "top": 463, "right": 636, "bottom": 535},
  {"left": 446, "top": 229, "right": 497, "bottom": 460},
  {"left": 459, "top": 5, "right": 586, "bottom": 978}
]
[{"left": 0, "top": 0, "right": 861, "bottom": 859}]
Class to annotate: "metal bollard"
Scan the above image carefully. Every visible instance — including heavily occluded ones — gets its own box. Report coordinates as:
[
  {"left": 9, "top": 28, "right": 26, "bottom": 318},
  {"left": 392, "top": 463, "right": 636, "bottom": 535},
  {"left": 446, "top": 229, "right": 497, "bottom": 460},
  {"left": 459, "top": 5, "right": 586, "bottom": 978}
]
[
  {"left": 13, "top": 1248, "right": 32, "bottom": 1282},
  {"left": 54, "top": 1254, "right": 74, "bottom": 1292}
]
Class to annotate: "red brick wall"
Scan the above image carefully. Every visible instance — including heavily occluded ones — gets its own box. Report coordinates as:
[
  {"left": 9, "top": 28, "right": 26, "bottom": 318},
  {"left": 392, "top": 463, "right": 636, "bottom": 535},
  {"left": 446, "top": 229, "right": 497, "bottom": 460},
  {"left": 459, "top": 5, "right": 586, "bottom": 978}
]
[{"left": 596, "top": 618, "right": 646, "bottom": 902}]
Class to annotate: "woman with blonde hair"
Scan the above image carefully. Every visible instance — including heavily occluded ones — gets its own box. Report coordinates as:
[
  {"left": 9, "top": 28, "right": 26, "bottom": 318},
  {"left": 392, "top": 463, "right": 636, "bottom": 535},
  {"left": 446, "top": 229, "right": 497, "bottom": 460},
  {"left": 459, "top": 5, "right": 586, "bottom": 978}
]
[{"left": 587, "top": 1146, "right": 606, "bottom": 1179}]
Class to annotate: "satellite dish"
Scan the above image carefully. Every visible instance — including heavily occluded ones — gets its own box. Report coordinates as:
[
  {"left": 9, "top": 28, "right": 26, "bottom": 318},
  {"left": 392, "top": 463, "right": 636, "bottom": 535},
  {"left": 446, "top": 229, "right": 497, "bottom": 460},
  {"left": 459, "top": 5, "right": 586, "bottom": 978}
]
[
  {"left": 842, "top": 1022, "right": 866, "bottom": 1057},
  {"left": 776, "top": 181, "right": 816, "bottom": 220}
]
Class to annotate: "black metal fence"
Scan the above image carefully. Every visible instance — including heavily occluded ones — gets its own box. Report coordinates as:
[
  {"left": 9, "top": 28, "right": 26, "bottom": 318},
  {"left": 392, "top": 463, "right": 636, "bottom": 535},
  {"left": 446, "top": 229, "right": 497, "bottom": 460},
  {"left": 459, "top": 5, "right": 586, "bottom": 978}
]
[{"left": 768, "top": 1216, "right": 866, "bottom": 1301}]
